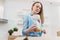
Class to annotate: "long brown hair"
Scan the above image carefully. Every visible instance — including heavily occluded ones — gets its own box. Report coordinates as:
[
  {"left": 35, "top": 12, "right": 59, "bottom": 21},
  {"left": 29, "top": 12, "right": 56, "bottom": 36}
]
[{"left": 32, "top": 1, "right": 44, "bottom": 24}]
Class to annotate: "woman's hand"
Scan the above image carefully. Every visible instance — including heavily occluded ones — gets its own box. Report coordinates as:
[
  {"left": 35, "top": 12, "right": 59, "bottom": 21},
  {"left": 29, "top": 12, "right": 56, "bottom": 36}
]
[
  {"left": 24, "top": 24, "right": 37, "bottom": 35},
  {"left": 28, "top": 24, "right": 37, "bottom": 32},
  {"left": 42, "top": 29, "right": 46, "bottom": 34}
]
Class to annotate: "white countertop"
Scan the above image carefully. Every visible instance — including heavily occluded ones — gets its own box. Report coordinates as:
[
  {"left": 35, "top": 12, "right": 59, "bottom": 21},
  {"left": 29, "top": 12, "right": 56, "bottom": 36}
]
[{"left": 14, "top": 36, "right": 51, "bottom": 40}]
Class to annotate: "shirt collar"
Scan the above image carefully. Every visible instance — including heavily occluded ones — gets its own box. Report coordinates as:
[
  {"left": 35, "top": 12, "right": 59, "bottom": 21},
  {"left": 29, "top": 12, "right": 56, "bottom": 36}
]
[{"left": 29, "top": 12, "right": 33, "bottom": 16}]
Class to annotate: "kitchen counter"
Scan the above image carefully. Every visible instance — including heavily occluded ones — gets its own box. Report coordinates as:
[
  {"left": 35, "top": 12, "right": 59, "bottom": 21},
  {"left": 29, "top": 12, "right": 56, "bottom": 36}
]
[{"left": 8, "top": 35, "right": 51, "bottom": 40}]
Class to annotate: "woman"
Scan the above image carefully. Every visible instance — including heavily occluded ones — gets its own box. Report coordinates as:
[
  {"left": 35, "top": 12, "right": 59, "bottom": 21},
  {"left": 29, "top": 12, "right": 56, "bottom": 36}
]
[{"left": 22, "top": 1, "right": 46, "bottom": 37}]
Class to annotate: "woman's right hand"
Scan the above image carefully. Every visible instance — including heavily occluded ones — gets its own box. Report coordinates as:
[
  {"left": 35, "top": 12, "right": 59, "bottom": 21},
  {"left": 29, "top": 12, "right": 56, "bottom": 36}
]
[
  {"left": 24, "top": 24, "right": 37, "bottom": 35},
  {"left": 28, "top": 24, "right": 37, "bottom": 32}
]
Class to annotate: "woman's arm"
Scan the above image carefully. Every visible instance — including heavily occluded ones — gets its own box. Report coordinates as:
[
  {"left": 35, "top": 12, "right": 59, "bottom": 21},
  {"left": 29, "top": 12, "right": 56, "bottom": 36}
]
[
  {"left": 41, "top": 24, "right": 46, "bottom": 34},
  {"left": 24, "top": 25, "right": 36, "bottom": 35},
  {"left": 40, "top": 13, "right": 46, "bottom": 34},
  {"left": 24, "top": 28, "right": 31, "bottom": 35},
  {"left": 22, "top": 15, "right": 29, "bottom": 35},
  {"left": 22, "top": 15, "right": 37, "bottom": 35}
]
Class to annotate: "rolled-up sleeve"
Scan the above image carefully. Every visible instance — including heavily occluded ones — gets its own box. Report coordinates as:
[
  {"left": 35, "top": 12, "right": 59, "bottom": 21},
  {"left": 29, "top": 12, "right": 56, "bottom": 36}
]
[
  {"left": 41, "top": 24, "right": 45, "bottom": 30},
  {"left": 22, "top": 15, "right": 29, "bottom": 36}
]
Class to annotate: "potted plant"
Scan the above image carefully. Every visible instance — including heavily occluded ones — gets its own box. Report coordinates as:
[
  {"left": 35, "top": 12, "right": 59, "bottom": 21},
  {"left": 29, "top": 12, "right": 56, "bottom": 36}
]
[
  {"left": 12, "top": 27, "right": 18, "bottom": 36},
  {"left": 8, "top": 27, "right": 18, "bottom": 35},
  {"left": 13, "top": 27, "right": 18, "bottom": 32},
  {"left": 8, "top": 29, "right": 13, "bottom": 35}
]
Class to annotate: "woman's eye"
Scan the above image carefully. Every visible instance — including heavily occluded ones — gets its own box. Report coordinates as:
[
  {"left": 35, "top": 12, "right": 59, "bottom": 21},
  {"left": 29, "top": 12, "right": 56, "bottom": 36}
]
[
  {"left": 36, "top": 6, "right": 39, "bottom": 8},
  {"left": 36, "top": 6, "right": 41, "bottom": 9},
  {"left": 39, "top": 7, "right": 41, "bottom": 9}
]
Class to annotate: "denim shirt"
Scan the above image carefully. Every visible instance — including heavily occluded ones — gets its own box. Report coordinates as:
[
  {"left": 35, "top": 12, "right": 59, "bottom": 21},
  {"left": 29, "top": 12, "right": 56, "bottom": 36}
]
[{"left": 22, "top": 13, "right": 44, "bottom": 37}]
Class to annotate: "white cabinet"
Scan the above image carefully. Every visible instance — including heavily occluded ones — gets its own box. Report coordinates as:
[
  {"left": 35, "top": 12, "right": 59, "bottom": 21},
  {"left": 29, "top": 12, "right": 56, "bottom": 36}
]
[{"left": 0, "top": 0, "right": 8, "bottom": 23}]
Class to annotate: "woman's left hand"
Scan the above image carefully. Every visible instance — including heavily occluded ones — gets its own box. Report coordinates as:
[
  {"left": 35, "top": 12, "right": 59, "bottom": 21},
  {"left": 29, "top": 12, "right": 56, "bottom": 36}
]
[{"left": 42, "top": 29, "right": 46, "bottom": 34}]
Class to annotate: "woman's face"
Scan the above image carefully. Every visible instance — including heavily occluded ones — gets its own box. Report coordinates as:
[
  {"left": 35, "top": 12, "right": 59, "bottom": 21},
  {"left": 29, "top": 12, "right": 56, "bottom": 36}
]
[{"left": 32, "top": 3, "right": 41, "bottom": 14}]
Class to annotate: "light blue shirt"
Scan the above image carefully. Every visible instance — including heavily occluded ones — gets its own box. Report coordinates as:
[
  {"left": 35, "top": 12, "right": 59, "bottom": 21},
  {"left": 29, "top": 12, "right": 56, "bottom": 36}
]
[{"left": 22, "top": 13, "right": 44, "bottom": 37}]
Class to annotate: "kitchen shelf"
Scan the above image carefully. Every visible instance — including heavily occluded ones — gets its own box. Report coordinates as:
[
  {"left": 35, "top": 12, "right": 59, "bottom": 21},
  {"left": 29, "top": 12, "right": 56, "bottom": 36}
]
[{"left": 0, "top": 18, "right": 8, "bottom": 23}]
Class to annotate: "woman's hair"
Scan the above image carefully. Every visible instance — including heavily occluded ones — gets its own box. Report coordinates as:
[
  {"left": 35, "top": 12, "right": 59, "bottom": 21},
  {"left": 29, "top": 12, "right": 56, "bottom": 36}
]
[{"left": 32, "top": 1, "right": 44, "bottom": 24}]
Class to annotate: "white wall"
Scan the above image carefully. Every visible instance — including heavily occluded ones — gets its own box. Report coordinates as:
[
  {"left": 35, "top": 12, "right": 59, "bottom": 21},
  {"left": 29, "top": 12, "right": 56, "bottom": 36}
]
[
  {"left": 0, "top": 1, "right": 4, "bottom": 18},
  {"left": 0, "top": 0, "right": 60, "bottom": 40},
  {"left": 0, "top": 0, "right": 33, "bottom": 40}
]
